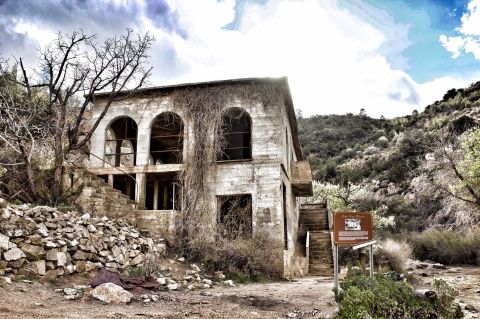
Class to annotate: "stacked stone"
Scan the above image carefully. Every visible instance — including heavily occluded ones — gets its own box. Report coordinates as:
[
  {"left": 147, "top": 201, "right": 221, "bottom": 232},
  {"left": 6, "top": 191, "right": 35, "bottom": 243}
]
[{"left": 0, "top": 200, "right": 165, "bottom": 278}]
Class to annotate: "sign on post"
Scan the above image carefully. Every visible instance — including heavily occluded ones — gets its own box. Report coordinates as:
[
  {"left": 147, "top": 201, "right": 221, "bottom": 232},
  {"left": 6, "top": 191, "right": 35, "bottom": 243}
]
[
  {"left": 333, "top": 212, "right": 373, "bottom": 245},
  {"left": 332, "top": 211, "right": 375, "bottom": 290}
]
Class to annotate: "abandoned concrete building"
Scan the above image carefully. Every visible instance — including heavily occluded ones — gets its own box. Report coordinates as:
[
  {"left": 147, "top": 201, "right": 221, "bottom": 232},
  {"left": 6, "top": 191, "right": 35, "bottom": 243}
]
[{"left": 66, "top": 77, "right": 332, "bottom": 277}]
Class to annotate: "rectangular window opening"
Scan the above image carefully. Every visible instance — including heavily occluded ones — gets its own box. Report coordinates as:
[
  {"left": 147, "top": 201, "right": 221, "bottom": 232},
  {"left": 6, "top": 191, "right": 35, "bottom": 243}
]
[
  {"left": 217, "top": 194, "right": 252, "bottom": 239},
  {"left": 283, "top": 183, "right": 288, "bottom": 250},
  {"left": 145, "top": 172, "right": 181, "bottom": 211},
  {"left": 112, "top": 174, "right": 136, "bottom": 201}
]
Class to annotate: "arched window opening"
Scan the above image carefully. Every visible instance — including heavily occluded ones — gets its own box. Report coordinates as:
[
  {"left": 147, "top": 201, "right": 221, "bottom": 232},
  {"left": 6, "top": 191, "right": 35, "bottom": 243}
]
[
  {"left": 105, "top": 117, "right": 138, "bottom": 167},
  {"left": 150, "top": 112, "right": 183, "bottom": 164},
  {"left": 218, "top": 108, "right": 252, "bottom": 161}
]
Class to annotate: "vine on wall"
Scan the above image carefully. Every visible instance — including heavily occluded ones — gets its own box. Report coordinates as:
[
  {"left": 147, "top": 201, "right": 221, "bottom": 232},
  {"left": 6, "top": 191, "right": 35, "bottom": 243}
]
[{"left": 170, "top": 82, "right": 286, "bottom": 253}]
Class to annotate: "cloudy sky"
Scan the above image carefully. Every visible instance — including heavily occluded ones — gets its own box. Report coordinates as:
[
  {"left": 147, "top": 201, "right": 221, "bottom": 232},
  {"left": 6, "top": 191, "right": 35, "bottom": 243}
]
[{"left": 1, "top": 0, "right": 480, "bottom": 118}]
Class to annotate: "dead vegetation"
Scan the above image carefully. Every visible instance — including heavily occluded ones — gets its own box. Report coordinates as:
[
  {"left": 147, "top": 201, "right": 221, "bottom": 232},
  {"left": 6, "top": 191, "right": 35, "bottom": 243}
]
[{"left": 168, "top": 83, "right": 286, "bottom": 276}]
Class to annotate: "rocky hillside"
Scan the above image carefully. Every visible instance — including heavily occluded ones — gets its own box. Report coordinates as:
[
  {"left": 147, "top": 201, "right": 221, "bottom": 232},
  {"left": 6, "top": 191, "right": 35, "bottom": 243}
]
[{"left": 298, "top": 81, "right": 480, "bottom": 232}]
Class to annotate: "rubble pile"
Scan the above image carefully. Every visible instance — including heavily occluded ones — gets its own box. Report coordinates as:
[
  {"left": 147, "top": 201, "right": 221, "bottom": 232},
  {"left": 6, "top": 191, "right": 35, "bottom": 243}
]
[{"left": 0, "top": 200, "right": 165, "bottom": 278}]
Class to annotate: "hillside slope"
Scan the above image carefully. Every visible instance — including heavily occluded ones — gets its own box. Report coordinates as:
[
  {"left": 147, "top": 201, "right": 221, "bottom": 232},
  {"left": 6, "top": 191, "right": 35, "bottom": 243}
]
[{"left": 298, "top": 82, "right": 480, "bottom": 232}]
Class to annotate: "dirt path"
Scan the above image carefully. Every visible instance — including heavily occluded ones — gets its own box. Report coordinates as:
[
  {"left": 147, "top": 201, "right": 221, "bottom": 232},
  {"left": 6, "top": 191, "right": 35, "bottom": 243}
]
[
  {"left": 0, "top": 276, "right": 337, "bottom": 319},
  {"left": 412, "top": 266, "right": 480, "bottom": 318},
  {"left": 2, "top": 267, "right": 478, "bottom": 319}
]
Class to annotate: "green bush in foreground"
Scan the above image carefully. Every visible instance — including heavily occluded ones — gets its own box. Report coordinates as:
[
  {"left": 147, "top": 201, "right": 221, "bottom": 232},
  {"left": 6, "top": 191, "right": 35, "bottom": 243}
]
[
  {"left": 335, "top": 269, "right": 463, "bottom": 319},
  {"left": 409, "top": 230, "right": 480, "bottom": 265}
]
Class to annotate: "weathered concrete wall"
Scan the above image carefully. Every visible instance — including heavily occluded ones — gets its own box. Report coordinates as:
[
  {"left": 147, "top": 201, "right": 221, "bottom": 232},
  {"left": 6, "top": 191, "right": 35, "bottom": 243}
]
[{"left": 135, "top": 210, "right": 176, "bottom": 241}]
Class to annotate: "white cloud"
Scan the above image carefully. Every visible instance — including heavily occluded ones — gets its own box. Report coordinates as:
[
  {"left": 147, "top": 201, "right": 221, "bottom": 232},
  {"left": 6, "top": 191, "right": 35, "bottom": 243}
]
[
  {"left": 2, "top": 0, "right": 475, "bottom": 118},
  {"left": 440, "top": 0, "right": 480, "bottom": 60},
  {"left": 150, "top": 0, "right": 472, "bottom": 118}
]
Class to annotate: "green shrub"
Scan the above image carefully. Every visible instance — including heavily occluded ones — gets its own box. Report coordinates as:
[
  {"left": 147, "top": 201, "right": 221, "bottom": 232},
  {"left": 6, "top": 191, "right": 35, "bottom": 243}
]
[
  {"left": 335, "top": 268, "right": 463, "bottom": 319},
  {"left": 409, "top": 230, "right": 480, "bottom": 265}
]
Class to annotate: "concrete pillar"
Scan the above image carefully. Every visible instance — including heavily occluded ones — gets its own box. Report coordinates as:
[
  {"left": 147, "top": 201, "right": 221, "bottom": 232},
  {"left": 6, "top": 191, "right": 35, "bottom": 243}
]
[
  {"left": 136, "top": 173, "right": 146, "bottom": 207},
  {"left": 126, "top": 181, "right": 132, "bottom": 199},
  {"left": 153, "top": 180, "right": 159, "bottom": 210},
  {"left": 90, "top": 122, "right": 107, "bottom": 168},
  {"left": 108, "top": 174, "right": 114, "bottom": 186},
  {"left": 136, "top": 125, "right": 151, "bottom": 166},
  {"left": 163, "top": 185, "right": 168, "bottom": 209}
]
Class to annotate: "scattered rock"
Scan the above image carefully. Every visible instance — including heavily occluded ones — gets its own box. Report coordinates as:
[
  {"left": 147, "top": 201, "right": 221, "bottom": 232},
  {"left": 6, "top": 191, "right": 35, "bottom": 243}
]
[
  {"left": 46, "top": 249, "right": 59, "bottom": 261},
  {"left": 432, "top": 263, "right": 447, "bottom": 270},
  {"left": 0, "top": 233, "right": 12, "bottom": 250},
  {"left": 190, "top": 264, "right": 201, "bottom": 272},
  {"left": 4, "top": 247, "right": 26, "bottom": 261},
  {"left": 416, "top": 263, "right": 429, "bottom": 269},
  {"left": 0, "top": 202, "right": 164, "bottom": 277},
  {"left": 90, "top": 283, "right": 133, "bottom": 304},
  {"left": 167, "top": 283, "right": 179, "bottom": 290},
  {"left": 465, "top": 304, "right": 478, "bottom": 313},
  {"left": 63, "top": 288, "right": 78, "bottom": 296},
  {"left": 24, "top": 260, "right": 46, "bottom": 276}
]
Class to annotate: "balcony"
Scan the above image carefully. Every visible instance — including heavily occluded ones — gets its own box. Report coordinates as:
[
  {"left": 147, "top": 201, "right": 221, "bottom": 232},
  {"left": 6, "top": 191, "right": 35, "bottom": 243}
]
[{"left": 291, "top": 161, "right": 313, "bottom": 196}]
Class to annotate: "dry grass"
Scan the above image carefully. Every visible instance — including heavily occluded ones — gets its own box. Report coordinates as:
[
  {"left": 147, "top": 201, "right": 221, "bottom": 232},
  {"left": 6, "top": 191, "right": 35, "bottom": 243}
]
[
  {"left": 409, "top": 229, "right": 480, "bottom": 265},
  {"left": 189, "top": 231, "right": 284, "bottom": 278},
  {"left": 377, "top": 239, "right": 413, "bottom": 273}
]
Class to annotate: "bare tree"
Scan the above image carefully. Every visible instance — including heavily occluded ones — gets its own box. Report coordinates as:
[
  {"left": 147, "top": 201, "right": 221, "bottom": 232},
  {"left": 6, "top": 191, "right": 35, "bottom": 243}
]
[
  {"left": 0, "top": 69, "right": 51, "bottom": 200},
  {"left": 3, "top": 29, "right": 153, "bottom": 200},
  {"left": 434, "top": 130, "right": 480, "bottom": 207}
]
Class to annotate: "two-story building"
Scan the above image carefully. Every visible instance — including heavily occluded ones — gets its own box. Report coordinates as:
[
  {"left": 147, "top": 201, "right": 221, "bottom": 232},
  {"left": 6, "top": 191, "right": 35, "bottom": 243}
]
[{"left": 72, "top": 77, "right": 317, "bottom": 277}]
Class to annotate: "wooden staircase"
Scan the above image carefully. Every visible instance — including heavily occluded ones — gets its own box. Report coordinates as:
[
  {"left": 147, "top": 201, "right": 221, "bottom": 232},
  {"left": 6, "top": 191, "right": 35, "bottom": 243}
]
[{"left": 299, "top": 203, "right": 334, "bottom": 276}]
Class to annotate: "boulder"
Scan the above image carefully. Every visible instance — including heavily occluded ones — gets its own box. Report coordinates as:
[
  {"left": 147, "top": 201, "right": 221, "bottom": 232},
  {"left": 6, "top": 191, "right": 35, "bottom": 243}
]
[
  {"left": 75, "top": 261, "right": 87, "bottom": 273},
  {"left": 0, "top": 233, "right": 14, "bottom": 250},
  {"left": 46, "top": 249, "right": 59, "bottom": 261},
  {"left": 432, "top": 263, "right": 447, "bottom": 270},
  {"left": 28, "top": 234, "right": 43, "bottom": 245},
  {"left": 130, "top": 254, "right": 144, "bottom": 266},
  {"left": 44, "top": 268, "right": 64, "bottom": 280},
  {"left": 73, "top": 250, "right": 86, "bottom": 260},
  {"left": 4, "top": 247, "right": 26, "bottom": 261},
  {"left": 465, "top": 304, "right": 478, "bottom": 313},
  {"left": 20, "top": 243, "right": 45, "bottom": 260},
  {"left": 57, "top": 252, "right": 67, "bottom": 267},
  {"left": 8, "top": 258, "right": 26, "bottom": 268},
  {"left": 23, "top": 260, "right": 46, "bottom": 276},
  {"left": 89, "top": 283, "right": 133, "bottom": 304},
  {"left": 167, "top": 283, "right": 178, "bottom": 290}
]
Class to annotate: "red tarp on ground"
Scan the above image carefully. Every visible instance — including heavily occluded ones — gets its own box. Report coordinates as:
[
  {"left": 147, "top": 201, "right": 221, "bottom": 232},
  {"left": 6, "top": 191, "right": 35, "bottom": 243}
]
[{"left": 90, "top": 268, "right": 158, "bottom": 292}]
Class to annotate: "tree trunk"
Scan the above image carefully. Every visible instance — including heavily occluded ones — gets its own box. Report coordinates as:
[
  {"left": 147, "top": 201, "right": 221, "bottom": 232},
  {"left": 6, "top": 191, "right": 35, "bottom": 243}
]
[
  {"left": 53, "top": 132, "right": 64, "bottom": 201},
  {"left": 24, "top": 157, "right": 38, "bottom": 201},
  {"left": 53, "top": 107, "right": 66, "bottom": 201}
]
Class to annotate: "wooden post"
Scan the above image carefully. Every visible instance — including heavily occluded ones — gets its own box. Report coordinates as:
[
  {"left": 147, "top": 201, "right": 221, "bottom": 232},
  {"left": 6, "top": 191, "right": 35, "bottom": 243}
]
[
  {"left": 369, "top": 245, "right": 374, "bottom": 278},
  {"left": 359, "top": 247, "right": 367, "bottom": 275}
]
